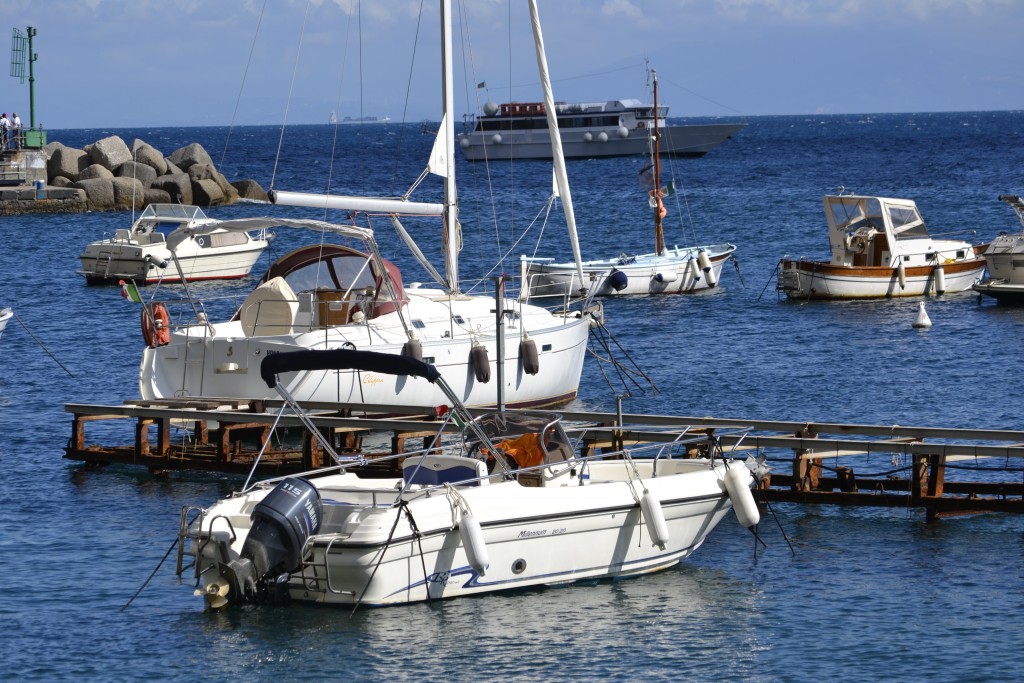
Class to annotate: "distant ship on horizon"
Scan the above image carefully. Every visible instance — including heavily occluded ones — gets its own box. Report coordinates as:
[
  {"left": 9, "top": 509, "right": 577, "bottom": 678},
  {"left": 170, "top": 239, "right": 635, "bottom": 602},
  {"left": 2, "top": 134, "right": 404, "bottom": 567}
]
[
  {"left": 329, "top": 113, "right": 392, "bottom": 125},
  {"left": 342, "top": 114, "right": 393, "bottom": 125}
]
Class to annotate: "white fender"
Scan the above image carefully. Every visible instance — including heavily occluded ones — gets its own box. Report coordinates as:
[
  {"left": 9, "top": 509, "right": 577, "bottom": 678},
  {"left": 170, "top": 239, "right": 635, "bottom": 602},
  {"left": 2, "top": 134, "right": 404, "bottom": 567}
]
[
  {"left": 724, "top": 466, "right": 760, "bottom": 528},
  {"left": 655, "top": 271, "right": 678, "bottom": 283},
  {"left": 897, "top": 261, "right": 907, "bottom": 289},
  {"left": 698, "top": 250, "right": 717, "bottom": 287},
  {"left": 459, "top": 514, "right": 490, "bottom": 575},
  {"left": 933, "top": 264, "right": 946, "bottom": 295},
  {"left": 640, "top": 490, "right": 670, "bottom": 549},
  {"left": 687, "top": 257, "right": 701, "bottom": 284}
]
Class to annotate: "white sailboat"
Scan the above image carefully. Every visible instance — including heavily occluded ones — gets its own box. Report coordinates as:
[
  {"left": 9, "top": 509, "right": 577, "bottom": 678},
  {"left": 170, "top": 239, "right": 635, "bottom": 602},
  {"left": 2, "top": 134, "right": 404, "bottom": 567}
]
[
  {"left": 137, "top": 0, "right": 595, "bottom": 410},
  {"left": 521, "top": 70, "right": 736, "bottom": 298}
]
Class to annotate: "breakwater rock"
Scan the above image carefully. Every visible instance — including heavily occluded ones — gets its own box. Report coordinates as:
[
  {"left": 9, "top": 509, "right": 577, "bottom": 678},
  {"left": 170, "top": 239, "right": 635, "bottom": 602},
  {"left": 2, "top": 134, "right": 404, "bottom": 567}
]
[{"left": 40, "top": 135, "right": 267, "bottom": 212}]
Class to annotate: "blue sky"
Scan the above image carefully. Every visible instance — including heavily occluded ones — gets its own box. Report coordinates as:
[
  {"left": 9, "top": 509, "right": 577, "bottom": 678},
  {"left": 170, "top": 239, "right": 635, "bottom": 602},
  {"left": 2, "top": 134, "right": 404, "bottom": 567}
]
[{"left": 2, "top": 0, "right": 1021, "bottom": 129}]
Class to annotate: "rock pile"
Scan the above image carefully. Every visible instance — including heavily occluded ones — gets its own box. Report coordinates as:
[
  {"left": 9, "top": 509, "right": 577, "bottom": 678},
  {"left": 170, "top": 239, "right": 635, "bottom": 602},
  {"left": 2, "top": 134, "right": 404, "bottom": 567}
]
[{"left": 43, "top": 135, "right": 267, "bottom": 211}]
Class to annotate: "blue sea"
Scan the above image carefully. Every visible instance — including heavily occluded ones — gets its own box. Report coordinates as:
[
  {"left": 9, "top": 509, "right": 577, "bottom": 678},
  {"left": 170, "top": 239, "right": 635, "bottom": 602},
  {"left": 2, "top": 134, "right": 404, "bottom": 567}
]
[{"left": 2, "top": 112, "right": 1023, "bottom": 682}]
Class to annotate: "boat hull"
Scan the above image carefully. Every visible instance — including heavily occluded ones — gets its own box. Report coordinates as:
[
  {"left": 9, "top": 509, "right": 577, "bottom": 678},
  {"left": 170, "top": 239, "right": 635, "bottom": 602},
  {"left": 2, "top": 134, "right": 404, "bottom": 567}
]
[
  {"left": 188, "top": 461, "right": 739, "bottom": 606},
  {"left": 973, "top": 280, "right": 1024, "bottom": 304},
  {"left": 458, "top": 123, "right": 745, "bottom": 161},
  {"left": 139, "top": 292, "right": 591, "bottom": 409},
  {"left": 79, "top": 243, "right": 267, "bottom": 284},
  {"left": 0, "top": 308, "right": 12, "bottom": 339},
  {"left": 523, "top": 244, "right": 736, "bottom": 297},
  {"left": 778, "top": 258, "right": 986, "bottom": 300}
]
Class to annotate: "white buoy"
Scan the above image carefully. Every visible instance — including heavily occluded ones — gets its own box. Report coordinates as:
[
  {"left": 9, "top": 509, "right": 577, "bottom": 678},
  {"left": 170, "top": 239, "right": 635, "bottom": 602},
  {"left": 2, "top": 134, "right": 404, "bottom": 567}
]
[
  {"left": 723, "top": 466, "right": 760, "bottom": 528},
  {"left": 912, "top": 302, "right": 932, "bottom": 329},
  {"left": 459, "top": 514, "right": 490, "bottom": 575},
  {"left": 933, "top": 264, "right": 946, "bottom": 295},
  {"left": 639, "top": 490, "right": 670, "bottom": 549},
  {"left": 897, "top": 261, "right": 907, "bottom": 289}
]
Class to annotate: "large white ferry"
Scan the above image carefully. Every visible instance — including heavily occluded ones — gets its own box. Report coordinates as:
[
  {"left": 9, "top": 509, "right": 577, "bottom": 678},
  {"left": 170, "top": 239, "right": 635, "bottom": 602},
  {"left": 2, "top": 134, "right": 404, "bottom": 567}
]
[{"left": 457, "top": 99, "right": 744, "bottom": 161}]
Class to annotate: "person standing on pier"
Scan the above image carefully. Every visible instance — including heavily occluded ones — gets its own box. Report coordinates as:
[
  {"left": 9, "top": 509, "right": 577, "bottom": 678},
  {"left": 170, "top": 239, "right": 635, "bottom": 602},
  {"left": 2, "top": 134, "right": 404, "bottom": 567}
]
[
  {"left": 0, "top": 113, "right": 10, "bottom": 151},
  {"left": 11, "top": 113, "right": 21, "bottom": 149}
]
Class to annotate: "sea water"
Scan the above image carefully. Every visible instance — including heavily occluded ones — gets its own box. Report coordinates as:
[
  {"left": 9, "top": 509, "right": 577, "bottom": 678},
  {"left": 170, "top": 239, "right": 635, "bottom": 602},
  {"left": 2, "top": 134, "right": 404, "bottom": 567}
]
[{"left": 1, "top": 112, "right": 1023, "bottom": 682}]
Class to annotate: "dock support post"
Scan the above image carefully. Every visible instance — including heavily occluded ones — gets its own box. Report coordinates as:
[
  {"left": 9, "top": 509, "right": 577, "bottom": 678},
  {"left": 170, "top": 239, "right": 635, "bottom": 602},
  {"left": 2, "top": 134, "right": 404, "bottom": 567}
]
[{"left": 792, "top": 425, "right": 820, "bottom": 491}]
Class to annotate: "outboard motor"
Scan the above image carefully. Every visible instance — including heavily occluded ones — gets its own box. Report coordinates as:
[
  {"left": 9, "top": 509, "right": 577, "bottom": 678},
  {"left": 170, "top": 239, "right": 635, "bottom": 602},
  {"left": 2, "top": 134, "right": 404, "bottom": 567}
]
[{"left": 222, "top": 477, "right": 322, "bottom": 603}]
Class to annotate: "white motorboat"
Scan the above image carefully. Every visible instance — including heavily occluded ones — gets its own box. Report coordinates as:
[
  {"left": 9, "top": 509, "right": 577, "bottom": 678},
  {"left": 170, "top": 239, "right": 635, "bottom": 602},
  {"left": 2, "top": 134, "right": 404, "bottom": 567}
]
[
  {"left": 0, "top": 307, "right": 12, "bottom": 339},
  {"left": 137, "top": 0, "right": 596, "bottom": 410},
  {"left": 175, "top": 347, "right": 760, "bottom": 609},
  {"left": 777, "top": 192, "right": 987, "bottom": 300},
  {"left": 78, "top": 204, "right": 271, "bottom": 285},
  {"left": 458, "top": 98, "right": 744, "bottom": 161},
  {"left": 973, "top": 195, "right": 1024, "bottom": 304},
  {"left": 521, "top": 69, "right": 736, "bottom": 298}
]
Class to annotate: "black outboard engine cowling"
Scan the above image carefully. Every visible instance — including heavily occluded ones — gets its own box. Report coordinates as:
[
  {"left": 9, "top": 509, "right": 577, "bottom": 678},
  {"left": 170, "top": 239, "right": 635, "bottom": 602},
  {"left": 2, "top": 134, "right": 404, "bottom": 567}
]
[{"left": 241, "top": 477, "right": 323, "bottom": 586}]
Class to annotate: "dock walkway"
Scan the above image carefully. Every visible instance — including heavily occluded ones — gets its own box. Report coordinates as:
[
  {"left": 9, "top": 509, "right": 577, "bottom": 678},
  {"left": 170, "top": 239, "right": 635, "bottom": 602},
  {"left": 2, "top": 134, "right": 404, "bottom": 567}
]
[{"left": 65, "top": 400, "right": 1024, "bottom": 520}]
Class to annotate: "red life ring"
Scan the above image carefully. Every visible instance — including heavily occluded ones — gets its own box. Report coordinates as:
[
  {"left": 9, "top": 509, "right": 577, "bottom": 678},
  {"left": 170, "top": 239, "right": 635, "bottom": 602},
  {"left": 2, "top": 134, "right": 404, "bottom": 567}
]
[{"left": 142, "top": 302, "right": 171, "bottom": 347}]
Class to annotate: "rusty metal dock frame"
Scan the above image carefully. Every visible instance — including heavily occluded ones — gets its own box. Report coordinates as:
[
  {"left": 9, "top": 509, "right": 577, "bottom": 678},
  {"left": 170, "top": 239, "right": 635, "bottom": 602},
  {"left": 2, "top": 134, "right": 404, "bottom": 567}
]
[{"left": 65, "top": 401, "right": 1024, "bottom": 519}]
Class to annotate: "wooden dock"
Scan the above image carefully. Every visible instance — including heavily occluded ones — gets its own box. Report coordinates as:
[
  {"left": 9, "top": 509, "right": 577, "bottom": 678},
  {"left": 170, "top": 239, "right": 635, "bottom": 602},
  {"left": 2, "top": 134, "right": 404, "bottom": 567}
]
[{"left": 65, "top": 400, "right": 1024, "bottom": 519}]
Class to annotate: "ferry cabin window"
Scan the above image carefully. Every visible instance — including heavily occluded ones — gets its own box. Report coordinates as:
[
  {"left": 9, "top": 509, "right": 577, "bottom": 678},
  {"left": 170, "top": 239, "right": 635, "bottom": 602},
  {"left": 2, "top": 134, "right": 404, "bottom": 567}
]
[{"left": 477, "top": 114, "right": 619, "bottom": 131}]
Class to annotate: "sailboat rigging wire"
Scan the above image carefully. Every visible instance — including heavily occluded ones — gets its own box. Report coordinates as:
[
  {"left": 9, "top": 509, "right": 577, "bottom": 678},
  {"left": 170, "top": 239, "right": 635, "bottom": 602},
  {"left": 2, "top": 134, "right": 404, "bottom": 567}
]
[
  {"left": 324, "top": 0, "right": 356, "bottom": 219},
  {"left": 463, "top": 193, "right": 556, "bottom": 295},
  {"left": 220, "top": 0, "right": 268, "bottom": 168},
  {"left": 269, "top": 0, "right": 312, "bottom": 192}
]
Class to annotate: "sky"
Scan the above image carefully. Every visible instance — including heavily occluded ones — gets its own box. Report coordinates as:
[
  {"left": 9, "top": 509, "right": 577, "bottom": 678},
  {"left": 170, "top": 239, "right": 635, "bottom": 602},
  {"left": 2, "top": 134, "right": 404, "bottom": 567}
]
[{"left": 1, "top": 0, "right": 1021, "bottom": 130}]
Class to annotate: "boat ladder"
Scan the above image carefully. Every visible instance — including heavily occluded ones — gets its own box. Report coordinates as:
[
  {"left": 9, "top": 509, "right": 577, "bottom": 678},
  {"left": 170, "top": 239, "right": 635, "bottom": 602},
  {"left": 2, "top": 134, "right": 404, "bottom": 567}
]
[{"left": 93, "top": 254, "right": 113, "bottom": 278}]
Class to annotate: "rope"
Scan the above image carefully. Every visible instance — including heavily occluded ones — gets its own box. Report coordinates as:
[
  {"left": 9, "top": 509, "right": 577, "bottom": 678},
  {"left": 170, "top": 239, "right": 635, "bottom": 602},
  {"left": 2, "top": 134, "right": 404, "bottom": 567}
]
[{"left": 11, "top": 310, "right": 74, "bottom": 378}]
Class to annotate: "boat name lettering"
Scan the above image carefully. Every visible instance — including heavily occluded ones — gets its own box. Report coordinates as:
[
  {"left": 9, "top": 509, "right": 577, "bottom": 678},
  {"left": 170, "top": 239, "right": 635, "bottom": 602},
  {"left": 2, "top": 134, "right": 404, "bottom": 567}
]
[
  {"left": 518, "top": 529, "right": 548, "bottom": 539},
  {"left": 427, "top": 571, "right": 458, "bottom": 585},
  {"left": 225, "top": 346, "right": 234, "bottom": 358},
  {"left": 362, "top": 375, "right": 383, "bottom": 386}
]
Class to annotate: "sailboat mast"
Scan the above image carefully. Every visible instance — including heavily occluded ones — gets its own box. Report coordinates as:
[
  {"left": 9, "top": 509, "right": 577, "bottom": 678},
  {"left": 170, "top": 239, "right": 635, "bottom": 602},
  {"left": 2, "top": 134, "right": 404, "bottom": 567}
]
[
  {"left": 528, "top": 0, "right": 585, "bottom": 289},
  {"left": 441, "top": 0, "right": 459, "bottom": 293},
  {"left": 653, "top": 69, "right": 665, "bottom": 256}
]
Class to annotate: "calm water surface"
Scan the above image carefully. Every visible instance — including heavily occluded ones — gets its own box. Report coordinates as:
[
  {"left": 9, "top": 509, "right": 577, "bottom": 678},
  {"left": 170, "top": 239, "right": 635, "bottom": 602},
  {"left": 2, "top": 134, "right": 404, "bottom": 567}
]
[{"left": 1, "top": 112, "right": 1023, "bottom": 681}]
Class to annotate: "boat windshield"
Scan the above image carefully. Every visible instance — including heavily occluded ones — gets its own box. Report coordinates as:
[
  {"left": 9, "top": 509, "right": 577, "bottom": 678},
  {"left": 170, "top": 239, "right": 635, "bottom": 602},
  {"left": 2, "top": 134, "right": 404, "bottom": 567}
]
[
  {"left": 259, "top": 244, "right": 407, "bottom": 319},
  {"left": 829, "top": 197, "right": 884, "bottom": 233},
  {"left": 889, "top": 205, "right": 929, "bottom": 240}
]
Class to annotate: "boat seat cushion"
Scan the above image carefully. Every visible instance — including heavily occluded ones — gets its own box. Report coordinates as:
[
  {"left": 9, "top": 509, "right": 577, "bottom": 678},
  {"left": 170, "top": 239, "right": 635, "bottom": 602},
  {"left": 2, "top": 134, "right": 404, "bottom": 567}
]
[
  {"left": 403, "top": 454, "right": 488, "bottom": 487},
  {"left": 240, "top": 276, "right": 299, "bottom": 337}
]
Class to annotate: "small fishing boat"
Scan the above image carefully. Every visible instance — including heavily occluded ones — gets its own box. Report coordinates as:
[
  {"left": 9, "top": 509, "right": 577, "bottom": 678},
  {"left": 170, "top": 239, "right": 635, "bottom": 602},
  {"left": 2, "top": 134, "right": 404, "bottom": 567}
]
[
  {"left": 973, "top": 195, "right": 1024, "bottom": 304},
  {"left": 77, "top": 203, "right": 271, "bottom": 285},
  {"left": 521, "top": 69, "right": 736, "bottom": 298},
  {"left": 777, "top": 192, "right": 987, "bottom": 300},
  {"left": 0, "top": 307, "right": 12, "bottom": 339},
  {"left": 175, "top": 348, "right": 760, "bottom": 609}
]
